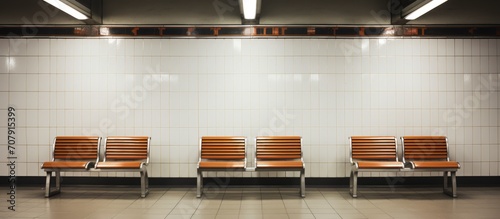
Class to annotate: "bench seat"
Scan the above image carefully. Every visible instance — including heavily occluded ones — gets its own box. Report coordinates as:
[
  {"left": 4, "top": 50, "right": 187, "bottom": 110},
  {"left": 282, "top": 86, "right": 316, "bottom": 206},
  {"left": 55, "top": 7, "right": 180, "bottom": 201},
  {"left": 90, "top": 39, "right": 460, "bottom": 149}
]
[
  {"left": 41, "top": 136, "right": 101, "bottom": 198},
  {"left": 41, "top": 161, "right": 92, "bottom": 169},
  {"left": 94, "top": 161, "right": 145, "bottom": 169},
  {"left": 198, "top": 161, "right": 245, "bottom": 169},
  {"left": 255, "top": 136, "right": 305, "bottom": 197},
  {"left": 410, "top": 161, "right": 460, "bottom": 169},
  {"left": 349, "top": 136, "right": 403, "bottom": 198},
  {"left": 197, "top": 136, "right": 247, "bottom": 198},
  {"left": 256, "top": 161, "right": 304, "bottom": 169},
  {"left": 401, "top": 136, "right": 460, "bottom": 197},
  {"left": 356, "top": 161, "right": 404, "bottom": 169},
  {"left": 94, "top": 136, "right": 151, "bottom": 198}
]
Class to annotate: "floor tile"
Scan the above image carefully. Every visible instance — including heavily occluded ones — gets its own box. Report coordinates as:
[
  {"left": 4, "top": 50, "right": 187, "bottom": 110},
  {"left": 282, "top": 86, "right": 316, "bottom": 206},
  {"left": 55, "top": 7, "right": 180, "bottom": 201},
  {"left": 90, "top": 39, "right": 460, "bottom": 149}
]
[{"left": 4, "top": 186, "right": 500, "bottom": 219}]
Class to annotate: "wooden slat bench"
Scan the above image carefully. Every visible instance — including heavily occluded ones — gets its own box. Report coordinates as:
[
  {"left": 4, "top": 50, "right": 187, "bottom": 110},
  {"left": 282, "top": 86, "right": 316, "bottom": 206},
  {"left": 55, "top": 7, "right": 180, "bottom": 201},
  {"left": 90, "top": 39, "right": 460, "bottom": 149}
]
[
  {"left": 255, "top": 136, "right": 305, "bottom": 197},
  {"left": 94, "top": 136, "right": 151, "bottom": 197},
  {"left": 401, "top": 136, "right": 461, "bottom": 197},
  {"left": 41, "top": 136, "right": 101, "bottom": 197},
  {"left": 349, "top": 136, "right": 404, "bottom": 198},
  {"left": 197, "top": 136, "right": 247, "bottom": 198}
]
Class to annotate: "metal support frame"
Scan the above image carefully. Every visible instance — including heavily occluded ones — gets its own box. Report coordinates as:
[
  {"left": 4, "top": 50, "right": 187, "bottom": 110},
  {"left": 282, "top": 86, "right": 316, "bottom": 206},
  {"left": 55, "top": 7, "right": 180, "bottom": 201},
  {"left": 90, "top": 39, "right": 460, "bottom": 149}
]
[
  {"left": 44, "top": 171, "right": 61, "bottom": 198},
  {"left": 91, "top": 167, "right": 149, "bottom": 198},
  {"left": 408, "top": 168, "right": 458, "bottom": 198},
  {"left": 350, "top": 167, "right": 459, "bottom": 198},
  {"left": 251, "top": 168, "right": 306, "bottom": 198},
  {"left": 196, "top": 168, "right": 246, "bottom": 198},
  {"left": 350, "top": 168, "right": 402, "bottom": 198},
  {"left": 44, "top": 168, "right": 91, "bottom": 198}
]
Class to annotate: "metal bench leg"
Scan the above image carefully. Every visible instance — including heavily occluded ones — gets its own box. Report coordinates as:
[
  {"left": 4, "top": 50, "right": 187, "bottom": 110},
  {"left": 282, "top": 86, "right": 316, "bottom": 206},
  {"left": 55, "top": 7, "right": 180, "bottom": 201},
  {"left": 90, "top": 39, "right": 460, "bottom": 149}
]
[
  {"left": 145, "top": 171, "right": 149, "bottom": 191},
  {"left": 300, "top": 169, "right": 305, "bottom": 198},
  {"left": 197, "top": 169, "right": 203, "bottom": 198},
  {"left": 443, "top": 171, "right": 458, "bottom": 198},
  {"left": 140, "top": 170, "right": 149, "bottom": 198},
  {"left": 44, "top": 171, "right": 51, "bottom": 198},
  {"left": 443, "top": 171, "right": 449, "bottom": 191},
  {"left": 451, "top": 171, "right": 457, "bottom": 198},
  {"left": 45, "top": 171, "right": 61, "bottom": 198},
  {"left": 350, "top": 171, "right": 358, "bottom": 198}
]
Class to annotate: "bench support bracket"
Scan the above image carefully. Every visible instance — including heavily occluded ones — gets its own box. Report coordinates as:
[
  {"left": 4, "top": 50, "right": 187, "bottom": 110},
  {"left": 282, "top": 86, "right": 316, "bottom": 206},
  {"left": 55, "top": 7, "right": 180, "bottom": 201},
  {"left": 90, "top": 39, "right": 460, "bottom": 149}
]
[{"left": 44, "top": 171, "right": 61, "bottom": 198}]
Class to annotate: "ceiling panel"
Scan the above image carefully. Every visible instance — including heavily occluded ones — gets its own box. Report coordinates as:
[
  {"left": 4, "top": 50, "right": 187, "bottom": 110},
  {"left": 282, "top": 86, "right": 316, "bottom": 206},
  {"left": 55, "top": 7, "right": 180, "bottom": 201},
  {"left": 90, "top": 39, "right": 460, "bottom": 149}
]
[
  {"left": 0, "top": 0, "right": 499, "bottom": 25},
  {"left": 103, "top": 0, "right": 241, "bottom": 25},
  {"left": 260, "top": 0, "right": 390, "bottom": 25}
]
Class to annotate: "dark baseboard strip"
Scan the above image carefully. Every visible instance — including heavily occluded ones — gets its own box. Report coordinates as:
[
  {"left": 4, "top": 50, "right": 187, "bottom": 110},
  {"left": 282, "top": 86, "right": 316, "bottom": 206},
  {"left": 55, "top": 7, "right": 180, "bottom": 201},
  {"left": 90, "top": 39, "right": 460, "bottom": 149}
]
[{"left": 3, "top": 176, "right": 500, "bottom": 187}]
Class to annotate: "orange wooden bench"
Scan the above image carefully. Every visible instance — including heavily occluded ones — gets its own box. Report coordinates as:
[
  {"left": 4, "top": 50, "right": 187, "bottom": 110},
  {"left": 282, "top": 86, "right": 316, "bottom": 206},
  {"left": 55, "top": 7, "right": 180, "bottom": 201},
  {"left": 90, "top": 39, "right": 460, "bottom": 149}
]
[
  {"left": 41, "top": 136, "right": 101, "bottom": 197},
  {"left": 255, "top": 136, "right": 305, "bottom": 197},
  {"left": 94, "top": 136, "right": 151, "bottom": 197},
  {"left": 197, "top": 136, "right": 247, "bottom": 198},
  {"left": 401, "top": 136, "right": 461, "bottom": 197},
  {"left": 349, "top": 136, "right": 404, "bottom": 198}
]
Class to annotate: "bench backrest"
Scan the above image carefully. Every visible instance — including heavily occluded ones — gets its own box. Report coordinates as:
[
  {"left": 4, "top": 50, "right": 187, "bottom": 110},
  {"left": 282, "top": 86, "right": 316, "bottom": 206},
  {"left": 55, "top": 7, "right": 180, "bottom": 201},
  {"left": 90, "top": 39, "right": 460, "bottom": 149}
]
[
  {"left": 401, "top": 136, "right": 450, "bottom": 162},
  {"left": 349, "top": 136, "right": 398, "bottom": 163},
  {"left": 199, "top": 136, "right": 246, "bottom": 160},
  {"left": 52, "top": 136, "right": 101, "bottom": 162},
  {"left": 102, "top": 136, "right": 150, "bottom": 164},
  {"left": 255, "top": 136, "right": 302, "bottom": 160}
]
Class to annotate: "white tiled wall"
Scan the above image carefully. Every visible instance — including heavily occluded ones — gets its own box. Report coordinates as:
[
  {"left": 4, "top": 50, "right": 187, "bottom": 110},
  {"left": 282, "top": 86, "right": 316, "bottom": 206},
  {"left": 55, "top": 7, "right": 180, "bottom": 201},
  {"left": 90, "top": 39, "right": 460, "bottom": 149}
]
[{"left": 0, "top": 38, "right": 499, "bottom": 178}]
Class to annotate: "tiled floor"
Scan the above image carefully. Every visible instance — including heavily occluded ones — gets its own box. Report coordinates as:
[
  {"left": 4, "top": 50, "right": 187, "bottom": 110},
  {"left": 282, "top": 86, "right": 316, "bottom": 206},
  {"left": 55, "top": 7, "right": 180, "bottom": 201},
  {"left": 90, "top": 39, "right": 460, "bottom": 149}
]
[{"left": 2, "top": 185, "right": 500, "bottom": 219}]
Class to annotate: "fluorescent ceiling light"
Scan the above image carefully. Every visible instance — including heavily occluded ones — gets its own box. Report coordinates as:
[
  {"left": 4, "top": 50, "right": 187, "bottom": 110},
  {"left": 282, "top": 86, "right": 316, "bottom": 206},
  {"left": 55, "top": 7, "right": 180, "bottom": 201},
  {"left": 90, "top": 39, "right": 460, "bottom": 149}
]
[
  {"left": 405, "top": 0, "right": 448, "bottom": 20},
  {"left": 242, "top": 0, "right": 257, "bottom": 19},
  {"left": 44, "top": 0, "right": 89, "bottom": 20}
]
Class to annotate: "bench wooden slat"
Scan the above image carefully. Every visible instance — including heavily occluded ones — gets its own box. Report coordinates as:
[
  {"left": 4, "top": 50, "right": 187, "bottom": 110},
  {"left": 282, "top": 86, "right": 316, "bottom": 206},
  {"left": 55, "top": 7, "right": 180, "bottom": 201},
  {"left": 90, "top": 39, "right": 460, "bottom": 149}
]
[
  {"left": 256, "top": 136, "right": 301, "bottom": 139},
  {"left": 41, "top": 161, "right": 91, "bottom": 169},
  {"left": 256, "top": 161, "right": 303, "bottom": 168},
  {"left": 258, "top": 150, "right": 301, "bottom": 152},
  {"left": 198, "top": 161, "right": 245, "bottom": 169},
  {"left": 202, "top": 152, "right": 245, "bottom": 155},
  {"left": 95, "top": 161, "right": 144, "bottom": 169},
  {"left": 411, "top": 161, "right": 460, "bottom": 169},
  {"left": 356, "top": 161, "right": 404, "bottom": 169}
]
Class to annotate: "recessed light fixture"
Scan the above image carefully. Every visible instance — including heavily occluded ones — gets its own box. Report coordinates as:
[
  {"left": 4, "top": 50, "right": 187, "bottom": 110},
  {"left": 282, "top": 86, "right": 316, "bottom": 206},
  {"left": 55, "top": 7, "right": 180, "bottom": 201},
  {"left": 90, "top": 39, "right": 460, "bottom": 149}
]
[
  {"left": 43, "top": 0, "right": 90, "bottom": 20},
  {"left": 404, "top": 0, "right": 448, "bottom": 20},
  {"left": 242, "top": 0, "right": 257, "bottom": 20}
]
